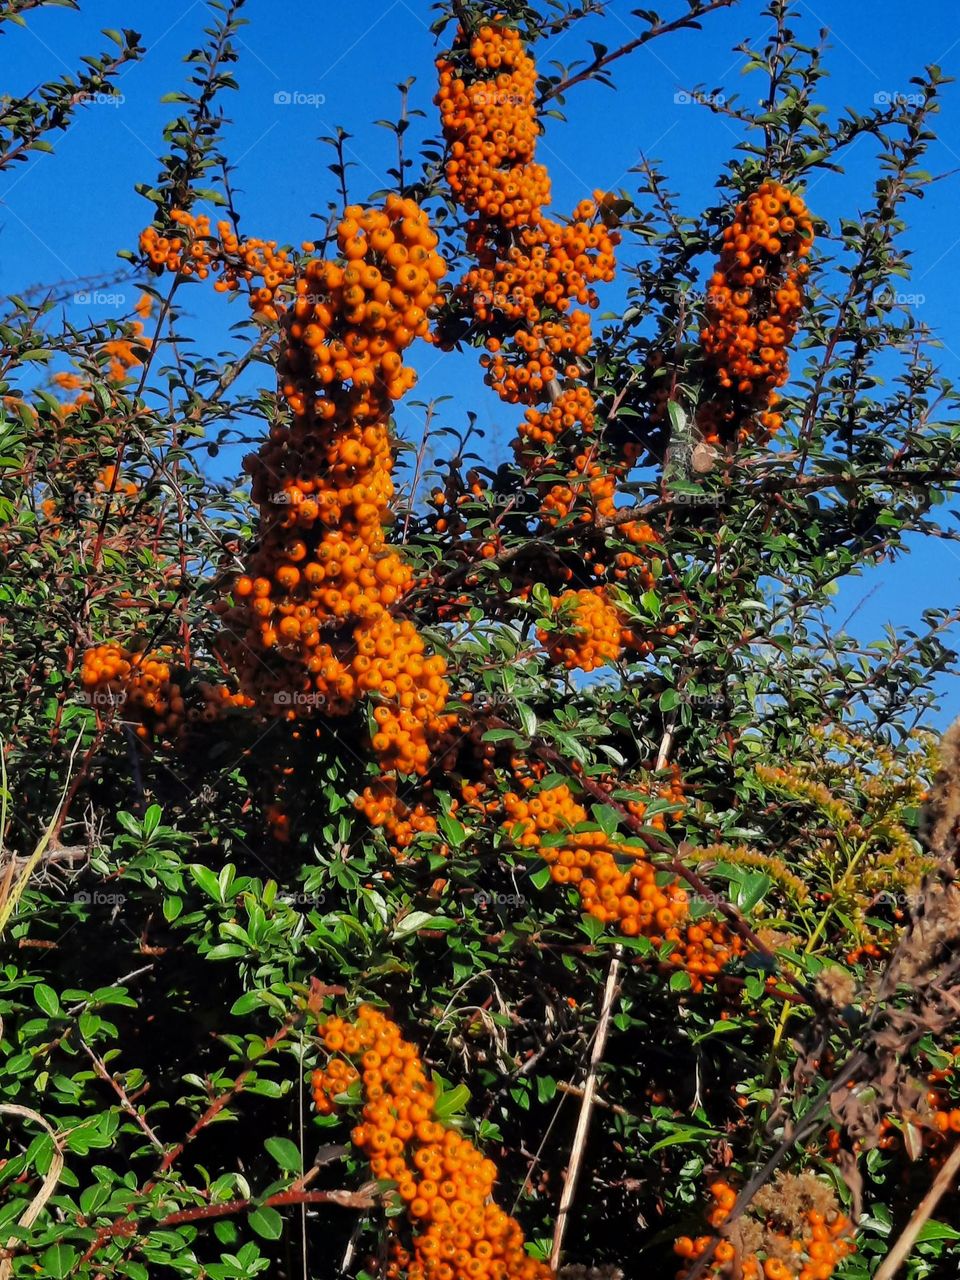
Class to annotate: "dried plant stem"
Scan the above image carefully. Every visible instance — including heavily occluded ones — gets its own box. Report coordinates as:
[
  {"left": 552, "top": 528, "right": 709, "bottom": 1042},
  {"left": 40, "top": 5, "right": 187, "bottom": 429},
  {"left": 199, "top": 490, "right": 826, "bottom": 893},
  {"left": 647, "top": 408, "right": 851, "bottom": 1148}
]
[
  {"left": 0, "top": 1105, "right": 65, "bottom": 1280},
  {"left": 874, "top": 1140, "right": 960, "bottom": 1280},
  {"left": 0, "top": 732, "right": 81, "bottom": 938},
  {"left": 549, "top": 945, "right": 623, "bottom": 1271}
]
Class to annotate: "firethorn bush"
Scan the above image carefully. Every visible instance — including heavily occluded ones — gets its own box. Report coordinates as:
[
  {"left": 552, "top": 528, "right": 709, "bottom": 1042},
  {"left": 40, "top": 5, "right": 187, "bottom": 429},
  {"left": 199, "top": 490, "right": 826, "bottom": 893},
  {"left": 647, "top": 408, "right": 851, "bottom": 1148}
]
[{"left": 3, "top": 2, "right": 960, "bottom": 1278}]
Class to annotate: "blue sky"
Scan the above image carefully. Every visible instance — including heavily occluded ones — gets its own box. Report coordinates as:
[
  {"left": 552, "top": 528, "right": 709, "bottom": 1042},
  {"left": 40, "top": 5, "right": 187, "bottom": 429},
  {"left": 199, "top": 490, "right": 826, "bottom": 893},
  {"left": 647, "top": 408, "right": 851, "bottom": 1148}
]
[{"left": 3, "top": 0, "right": 960, "bottom": 721}]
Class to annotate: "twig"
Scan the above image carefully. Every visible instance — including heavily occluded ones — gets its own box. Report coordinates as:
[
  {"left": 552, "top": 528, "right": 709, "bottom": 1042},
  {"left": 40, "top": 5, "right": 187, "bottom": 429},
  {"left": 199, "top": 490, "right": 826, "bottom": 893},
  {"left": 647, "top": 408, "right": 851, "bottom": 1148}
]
[
  {"left": 341, "top": 1217, "right": 364, "bottom": 1274},
  {"left": 549, "top": 944, "right": 623, "bottom": 1271},
  {"left": 79, "top": 1037, "right": 163, "bottom": 1153},
  {"left": 156, "top": 1185, "right": 376, "bottom": 1228},
  {"left": 655, "top": 720, "right": 676, "bottom": 770},
  {"left": 0, "top": 1188, "right": 378, "bottom": 1262},
  {"left": 874, "top": 1140, "right": 960, "bottom": 1280},
  {"left": 555, "top": 1079, "right": 635, "bottom": 1120},
  {"left": 537, "top": 1, "right": 737, "bottom": 106},
  {"left": 402, "top": 401, "right": 436, "bottom": 543}
]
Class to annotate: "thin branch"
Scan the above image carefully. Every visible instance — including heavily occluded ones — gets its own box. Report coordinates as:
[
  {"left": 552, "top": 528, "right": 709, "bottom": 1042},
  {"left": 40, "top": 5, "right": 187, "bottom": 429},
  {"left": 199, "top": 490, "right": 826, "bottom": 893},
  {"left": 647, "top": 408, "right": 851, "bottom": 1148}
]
[
  {"left": 537, "top": 1, "right": 738, "bottom": 106},
  {"left": 79, "top": 1038, "right": 163, "bottom": 1153},
  {"left": 874, "top": 1141, "right": 960, "bottom": 1280},
  {"left": 549, "top": 944, "right": 623, "bottom": 1270}
]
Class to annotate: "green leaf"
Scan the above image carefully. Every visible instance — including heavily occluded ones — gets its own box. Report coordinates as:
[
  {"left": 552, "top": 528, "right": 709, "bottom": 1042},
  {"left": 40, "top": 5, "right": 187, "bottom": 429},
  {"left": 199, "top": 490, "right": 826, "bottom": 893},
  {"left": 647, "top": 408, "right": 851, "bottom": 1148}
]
[
  {"left": 40, "top": 1244, "right": 78, "bottom": 1278},
  {"left": 141, "top": 804, "right": 162, "bottom": 836},
  {"left": 649, "top": 1125, "right": 719, "bottom": 1154},
  {"left": 532, "top": 582, "right": 553, "bottom": 611},
  {"left": 190, "top": 864, "right": 223, "bottom": 902},
  {"left": 433, "top": 1084, "right": 470, "bottom": 1119},
  {"left": 590, "top": 805, "right": 621, "bottom": 838},
  {"left": 515, "top": 702, "right": 537, "bottom": 737},
  {"left": 264, "top": 1137, "right": 302, "bottom": 1173},
  {"left": 916, "top": 1220, "right": 960, "bottom": 1243},
  {"left": 536, "top": 1076, "right": 557, "bottom": 1103},
  {"left": 393, "top": 911, "right": 446, "bottom": 939},
  {"left": 659, "top": 688, "right": 680, "bottom": 712},
  {"left": 231, "top": 991, "right": 264, "bottom": 1016},
  {"left": 116, "top": 811, "right": 142, "bottom": 837},
  {"left": 667, "top": 399, "right": 687, "bottom": 434},
  {"left": 640, "top": 590, "right": 661, "bottom": 620},
  {"left": 735, "top": 872, "right": 772, "bottom": 913},
  {"left": 35, "top": 984, "right": 60, "bottom": 1017},
  {"left": 248, "top": 1205, "right": 284, "bottom": 1240},
  {"left": 437, "top": 814, "right": 467, "bottom": 848},
  {"left": 219, "top": 863, "right": 236, "bottom": 900}
]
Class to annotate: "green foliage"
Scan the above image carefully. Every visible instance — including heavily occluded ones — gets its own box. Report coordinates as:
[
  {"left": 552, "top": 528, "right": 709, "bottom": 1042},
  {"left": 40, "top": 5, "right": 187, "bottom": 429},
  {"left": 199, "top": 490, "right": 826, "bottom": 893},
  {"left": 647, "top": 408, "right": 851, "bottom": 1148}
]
[{"left": 2, "top": 1, "right": 960, "bottom": 1277}]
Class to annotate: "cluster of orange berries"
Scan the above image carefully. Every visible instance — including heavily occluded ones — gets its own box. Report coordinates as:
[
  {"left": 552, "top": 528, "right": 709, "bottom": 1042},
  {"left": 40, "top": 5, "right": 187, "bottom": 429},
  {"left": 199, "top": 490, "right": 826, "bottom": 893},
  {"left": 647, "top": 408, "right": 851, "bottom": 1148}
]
[
  {"left": 280, "top": 200, "right": 445, "bottom": 418},
  {"left": 436, "top": 24, "right": 617, "bottom": 458},
  {"left": 926, "top": 1051, "right": 960, "bottom": 1136},
  {"left": 502, "top": 777, "right": 740, "bottom": 986},
  {"left": 140, "top": 209, "right": 295, "bottom": 321},
  {"left": 96, "top": 463, "right": 138, "bottom": 504},
  {"left": 80, "top": 644, "right": 251, "bottom": 744},
  {"left": 521, "top": 385, "right": 595, "bottom": 451},
  {"left": 80, "top": 643, "right": 186, "bottom": 743},
  {"left": 355, "top": 776, "right": 440, "bottom": 852},
  {"left": 538, "top": 456, "right": 656, "bottom": 587},
  {"left": 537, "top": 587, "right": 626, "bottom": 671},
  {"left": 436, "top": 25, "right": 547, "bottom": 228},
  {"left": 435, "top": 21, "right": 661, "bottom": 616},
  {"left": 313, "top": 1005, "right": 553, "bottom": 1280},
  {"left": 218, "top": 198, "right": 454, "bottom": 777},
  {"left": 844, "top": 940, "right": 885, "bottom": 965},
  {"left": 697, "top": 182, "right": 814, "bottom": 444},
  {"left": 480, "top": 298, "right": 599, "bottom": 433},
  {"left": 674, "top": 1177, "right": 854, "bottom": 1280}
]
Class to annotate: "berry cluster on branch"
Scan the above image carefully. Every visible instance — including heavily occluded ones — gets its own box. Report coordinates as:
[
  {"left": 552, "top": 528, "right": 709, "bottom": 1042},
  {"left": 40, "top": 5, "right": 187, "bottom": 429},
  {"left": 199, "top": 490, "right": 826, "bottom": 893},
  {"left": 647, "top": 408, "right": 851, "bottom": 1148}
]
[
  {"left": 697, "top": 182, "right": 814, "bottom": 445},
  {"left": 217, "top": 198, "right": 455, "bottom": 777},
  {"left": 313, "top": 1004, "right": 553, "bottom": 1280},
  {"left": 674, "top": 1175, "right": 854, "bottom": 1280},
  {"left": 140, "top": 209, "right": 296, "bottom": 321}
]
